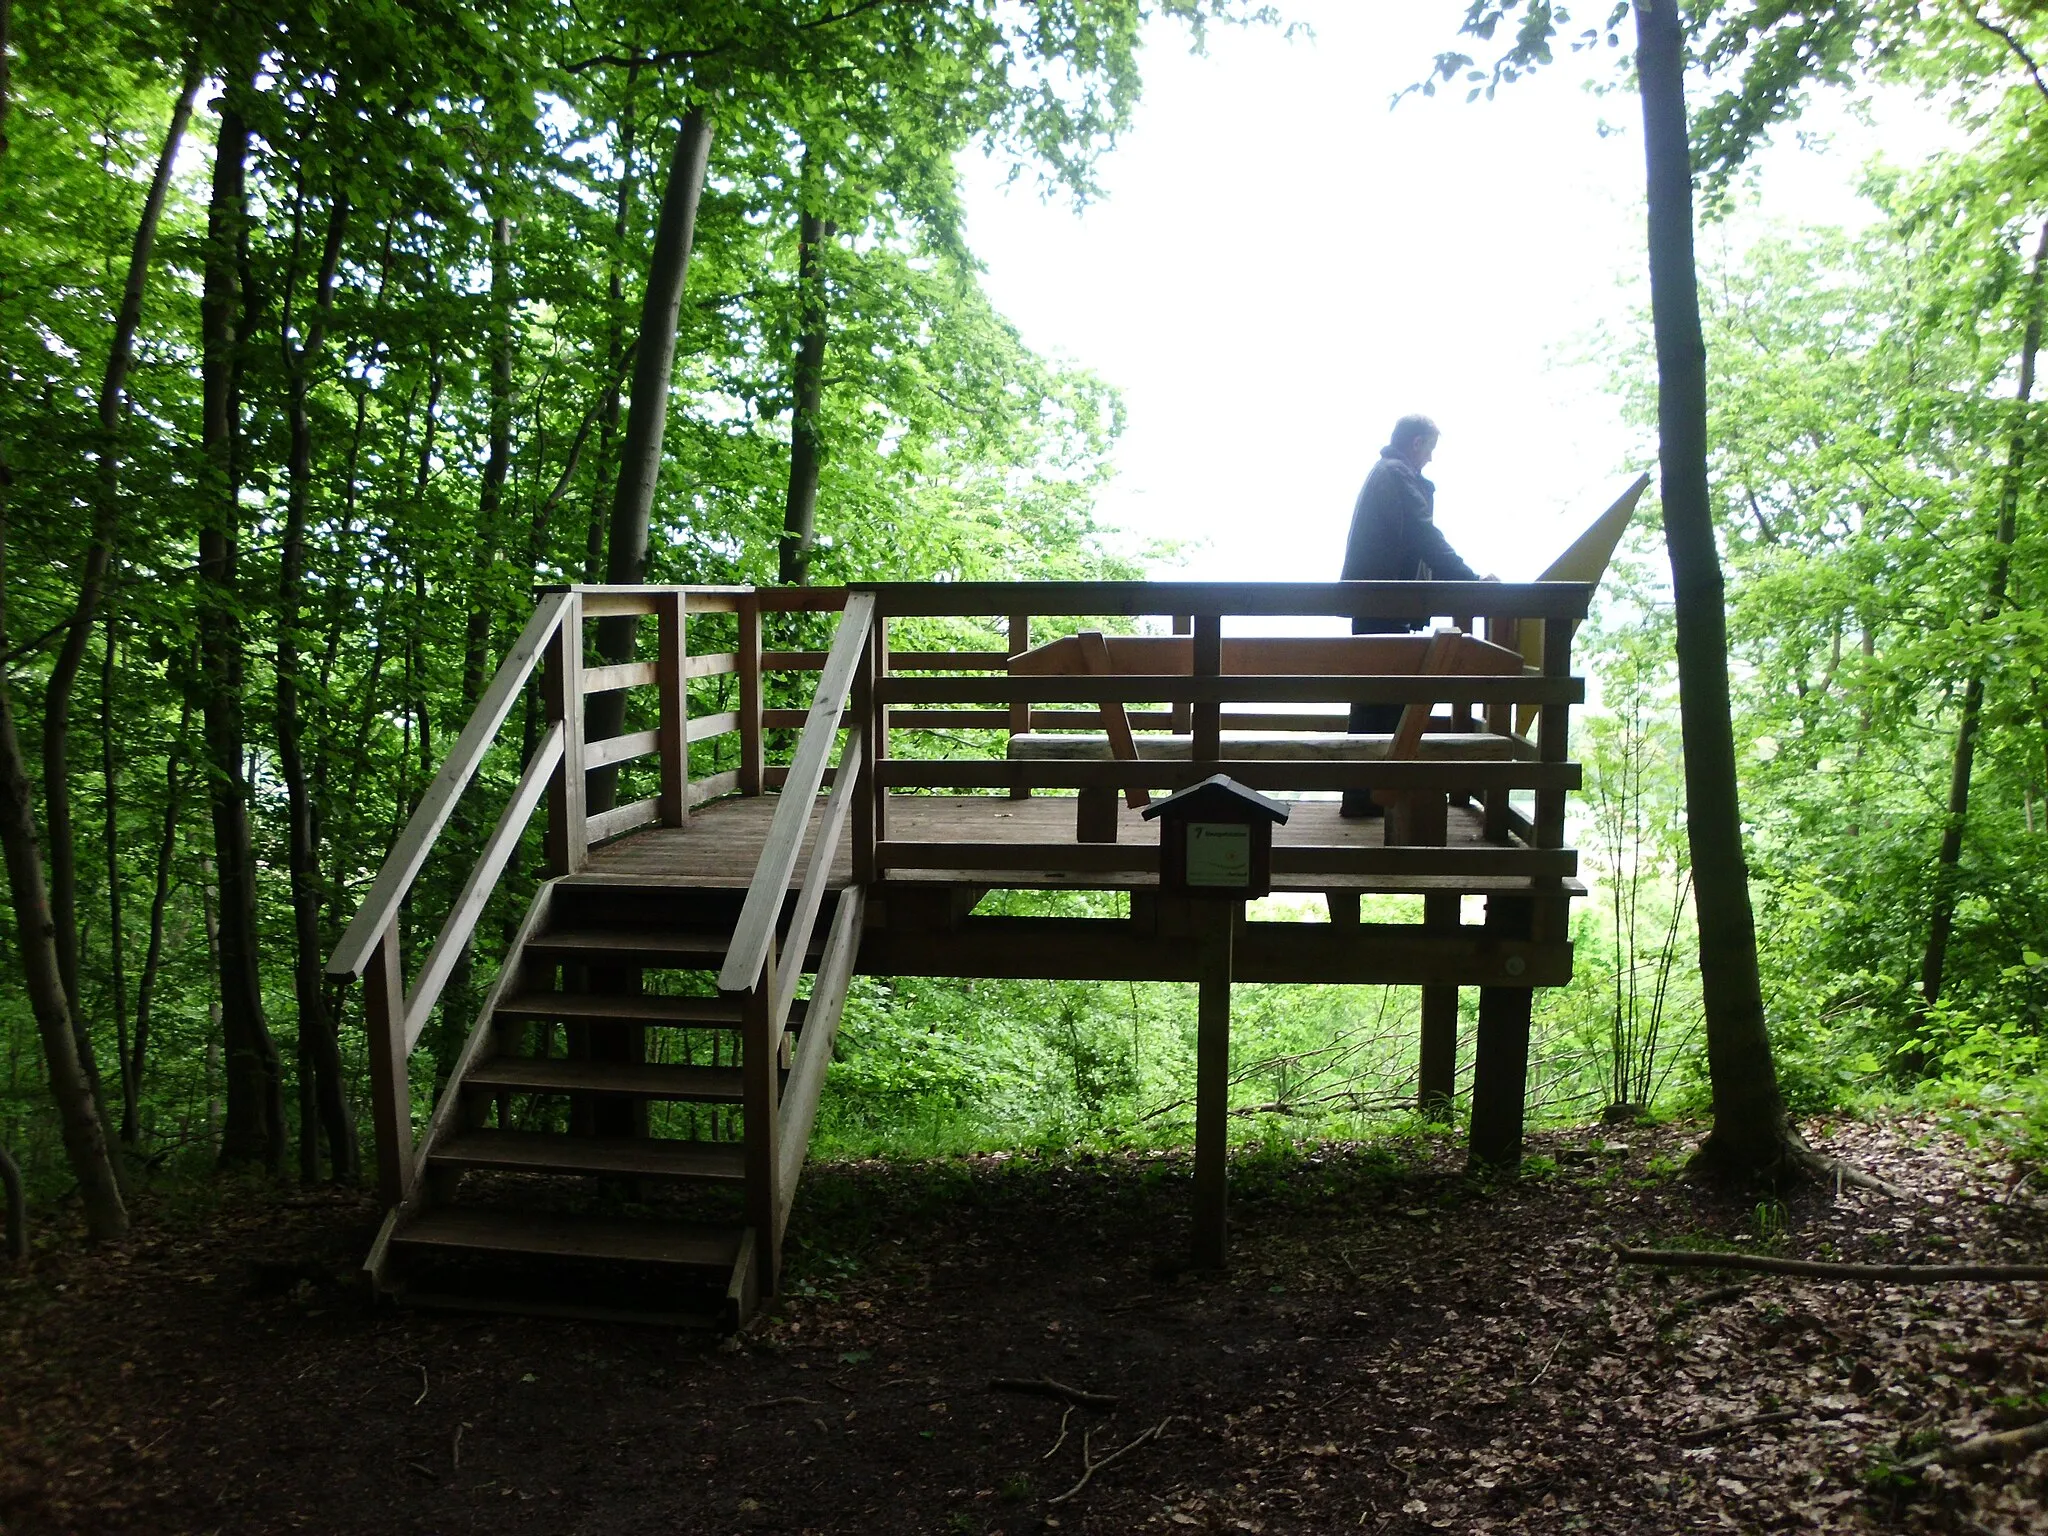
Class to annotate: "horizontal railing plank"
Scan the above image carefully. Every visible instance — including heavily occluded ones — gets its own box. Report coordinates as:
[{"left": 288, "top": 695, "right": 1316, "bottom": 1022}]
[
  {"left": 873, "top": 759, "right": 1581, "bottom": 793},
  {"left": 684, "top": 652, "right": 739, "bottom": 679},
  {"left": 689, "top": 769, "right": 741, "bottom": 806},
  {"left": 585, "top": 728, "right": 659, "bottom": 769},
  {"left": 687, "top": 710, "right": 740, "bottom": 742},
  {"left": 760, "top": 650, "right": 1009, "bottom": 673},
  {"left": 878, "top": 674, "right": 1581, "bottom": 707},
  {"left": 586, "top": 796, "right": 660, "bottom": 844},
  {"left": 582, "top": 661, "right": 658, "bottom": 694},
  {"left": 849, "top": 580, "right": 1594, "bottom": 622},
  {"left": 329, "top": 594, "right": 569, "bottom": 978}
]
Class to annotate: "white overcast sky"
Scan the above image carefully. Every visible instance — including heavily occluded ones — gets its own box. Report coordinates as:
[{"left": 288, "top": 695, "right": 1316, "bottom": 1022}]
[{"left": 954, "top": 0, "right": 1932, "bottom": 589}]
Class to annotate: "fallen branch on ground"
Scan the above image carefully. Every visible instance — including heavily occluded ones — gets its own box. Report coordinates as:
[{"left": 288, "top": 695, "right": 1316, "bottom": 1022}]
[
  {"left": 1908, "top": 1417, "right": 2048, "bottom": 1469},
  {"left": 1616, "top": 1248, "right": 2048, "bottom": 1282},
  {"left": 1048, "top": 1415, "right": 1175, "bottom": 1505},
  {"left": 989, "top": 1376, "right": 1118, "bottom": 1411},
  {"left": 1675, "top": 1407, "right": 1803, "bottom": 1444},
  {"left": 743, "top": 1396, "right": 821, "bottom": 1411}
]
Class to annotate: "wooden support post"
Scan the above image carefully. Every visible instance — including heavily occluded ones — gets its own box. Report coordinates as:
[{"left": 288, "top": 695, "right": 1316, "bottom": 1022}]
[
  {"left": 1327, "top": 891, "right": 1360, "bottom": 926},
  {"left": 738, "top": 594, "right": 764, "bottom": 796},
  {"left": 1192, "top": 613, "right": 1222, "bottom": 765},
  {"left": 363, "top": 924, "right": 411, "bottom": 1206},
  {"left": 1007, "top": 611, "right": 1031, "bottom": 798},
  {"left": 1469, "top": 895, "right": 1534, "bottom": 1169},
  {"left": 589, "top": 963, "right": 644, "bottom": 1141},
  {"left": 657, "top": 589, "right": 689, "bottom": 825},
  {"left": 1192, "top": 900, "right": 1235, "bottom": 1269},
  {"left": 740, "top": 980, "right": 782, "bottom": 1290},
  {"left": 1418, "top": 893, "right": 1459, "bottom": 1120},
  {"left": 544, "top": 595, "right": 587, "bottom": 877}
]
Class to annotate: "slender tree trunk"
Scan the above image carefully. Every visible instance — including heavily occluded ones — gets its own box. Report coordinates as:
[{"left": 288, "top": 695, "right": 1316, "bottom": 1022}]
[
  {"left": 779, "top": 202, "right": 835, "bottom": 585},
  {"left": 587, "top": 58, "right": 641, "bottom": 583},
  {"left": 1634, "top": 0, "right": 1794, "bottom": 1178},
  {"left": 0, "top": 1140, "right": 23, "bottom": 1260},
  {"left": 588, "top": 105, "right": 715, "bottom": 812},
  {"left": 1915, "top": 217, "right": 2048, "bottom": 1029},
  {"left": 41, "top": 63, "right": 199, "bottom": 1104},
  {"left": 0, "top": 517, "right": 127, "bottom": 1239},
  {"left": 100, "top": 613, "right": 129, "bottom": 1146},
  {"left": 199, "top": 102, "right": 285, "bottom": 1172},
  {"left": 128, "top": 703, "right": 188, "bottom": 1148},
  {"left": 438, "top": 213, "right": 519, "bottom": 1069},
  {"left": 278, "top": 186, "right": 356, "bottom": 1181}
]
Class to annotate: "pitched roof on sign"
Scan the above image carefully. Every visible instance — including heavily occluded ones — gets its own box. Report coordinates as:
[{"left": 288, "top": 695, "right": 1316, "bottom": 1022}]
[{"left": 1139, "top": 773, "right": 1290, "bottom": 825}]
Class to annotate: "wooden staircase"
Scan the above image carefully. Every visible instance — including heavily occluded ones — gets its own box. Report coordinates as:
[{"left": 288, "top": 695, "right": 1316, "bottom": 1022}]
[
  {"left": 332, "top": 587, "right": 874, "bottom": 1328},
  {"left": 364, "top": 878, "right": 861, "bottom": 1326}
]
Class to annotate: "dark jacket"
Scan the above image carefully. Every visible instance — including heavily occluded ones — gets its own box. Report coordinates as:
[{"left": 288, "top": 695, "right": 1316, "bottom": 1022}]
[{"left": 1340, "top": 446, "right": 1478, "bottom": 633}]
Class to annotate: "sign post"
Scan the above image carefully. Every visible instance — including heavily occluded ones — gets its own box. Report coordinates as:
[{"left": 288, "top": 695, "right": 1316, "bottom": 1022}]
[{"left": 1142, "top": 775, "right": 1290, "bottom": 1268}]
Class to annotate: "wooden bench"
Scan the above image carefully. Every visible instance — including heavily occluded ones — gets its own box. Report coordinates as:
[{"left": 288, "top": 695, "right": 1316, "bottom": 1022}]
[{"left": 1006, "top": 628, "right": 1530, "bottom": 843}]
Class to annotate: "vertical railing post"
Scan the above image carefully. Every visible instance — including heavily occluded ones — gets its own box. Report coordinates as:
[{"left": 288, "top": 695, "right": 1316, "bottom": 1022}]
[
  {"left": 658, "top": 588, "right": 689, "bottom": 825},
  {"left": 852, "top": 612, "right": 878, "bottom": 886},
  {"left": 544, "top": 592, "right": 587, "bottom": 876},
  {"left": 740, "top": 979, "right": 782, "bottom": 1286},
  {"left": 1170, "top": 613, "right": 1194, "bottom": 734},
  {"left": 738, "top": 593, "right": 764, "bottom": 796},
  {"left": 1533, "top": 616, "right": 1576, "bottom": 943},
  {"left": 1192, "top": 613, "right": 1222, "bottom": 765},
  {"left": 363, "top": 923, "right": 411, "bottom": 1205},
  {"left": 872, "top": 612, "right": 890, "bottom": 849},
  {"left": 1482, "top": 614, "right": 1518, "bottom": 841},
  {"left": 1007, "top": 609, "right": 1031, "bottom": 798}
]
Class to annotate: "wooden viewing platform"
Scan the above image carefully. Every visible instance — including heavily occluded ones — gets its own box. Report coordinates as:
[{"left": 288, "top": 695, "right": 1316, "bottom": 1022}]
[{"left": 327, "top": 579, "right": 1590, "bottom": 1325}]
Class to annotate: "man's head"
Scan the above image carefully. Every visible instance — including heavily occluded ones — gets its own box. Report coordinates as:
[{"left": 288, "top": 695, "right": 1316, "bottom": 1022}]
[{"left": 1389, "top": 413, "right": 1440, "bottom": 472}]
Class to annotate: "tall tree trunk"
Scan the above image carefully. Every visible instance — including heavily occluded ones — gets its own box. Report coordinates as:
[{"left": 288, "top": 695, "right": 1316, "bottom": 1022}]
[
  {"left": 0, "top": 1140, "right": 23, "bottom": 1261},
  {"left": 779, "top": 202, "right": 834, "bottom": 585},
  {"left": 1915, "top": 217, "right": 2048, "bottom": 1027},
  {"left": 438, "top": 212, "right": 518, "bottom": 1070},
  {"left": 0, "top": 516, "right": 127, "bottom": 1239},
  {"left": 1634, "top": 0, "right": 1794, "bottom": 1178},
  {"left": 100, "top": 613, "right": 129, "bottom": 1147},
  {"left": 277, "top": 185, "right": 356, "bottom": 1181},
  {"left": 41, "top": 63, "right": 199, "bottom": 1105},
  {"left": 587, "top": 105, "right": 714, "bottom": 812},
  {"left": 199, "top": 102, "right": 285, "bottom": 1172},
  {"left": 587, "top": 57, "right": 641, "bottom": 583},
  {"left": 127, "top": 702, "right": 188, "bottom": 1148}
]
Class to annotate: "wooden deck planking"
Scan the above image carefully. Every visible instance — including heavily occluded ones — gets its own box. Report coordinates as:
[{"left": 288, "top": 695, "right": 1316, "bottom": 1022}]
[{"left": 580, "top": 791, "right": 1562, "bottom": 895}]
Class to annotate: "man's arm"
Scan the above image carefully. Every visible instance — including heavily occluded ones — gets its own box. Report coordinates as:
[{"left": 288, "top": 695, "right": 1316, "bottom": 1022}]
[{"left": 1406, "top": 504, "right": 1479, "bottom": 582}]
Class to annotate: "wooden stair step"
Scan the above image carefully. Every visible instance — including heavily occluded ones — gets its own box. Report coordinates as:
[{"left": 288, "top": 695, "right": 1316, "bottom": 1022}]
[
  {"left": 463, "top": 1056, "right": 772, "bottom": 1102},
  {"left": 430, "top": 1127, "right": 746, "bottom": 1182},
  {"left": 494, "top": 991, "right": 808, "bottom": 1029},
  {"left": 527, "top": 926, "right": 829, "bottom": 968},
  {"left": 391, "top": 1206, "right": 742, "bottom": 1270},
  {"left": 526, "top": 927, "right": 730, "bottom": 964}
]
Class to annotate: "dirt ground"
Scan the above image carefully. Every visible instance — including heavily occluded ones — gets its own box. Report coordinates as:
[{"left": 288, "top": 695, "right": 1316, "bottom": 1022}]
[{"left": 3, "top": 1115, "right": 2046, "bottom": 1536}]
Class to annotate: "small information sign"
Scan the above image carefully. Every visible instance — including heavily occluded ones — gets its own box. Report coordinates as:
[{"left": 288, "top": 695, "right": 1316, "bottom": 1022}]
[{"left": 1185, "top": 823, "right": 1251, "bottom": 887}]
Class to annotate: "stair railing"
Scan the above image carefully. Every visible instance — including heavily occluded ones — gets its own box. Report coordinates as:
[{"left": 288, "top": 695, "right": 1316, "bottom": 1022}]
[
  {"left": 328, "top": 583, "right": 759, "bottom": 1205},
  {"left": 716, "top": 590, "right": 876, "bottom": 1282}
]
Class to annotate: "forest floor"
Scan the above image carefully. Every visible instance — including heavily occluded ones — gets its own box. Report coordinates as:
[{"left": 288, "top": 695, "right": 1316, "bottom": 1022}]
[{"left": 3, "top": 1113, "right": 2046, "bottom": 1535}]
